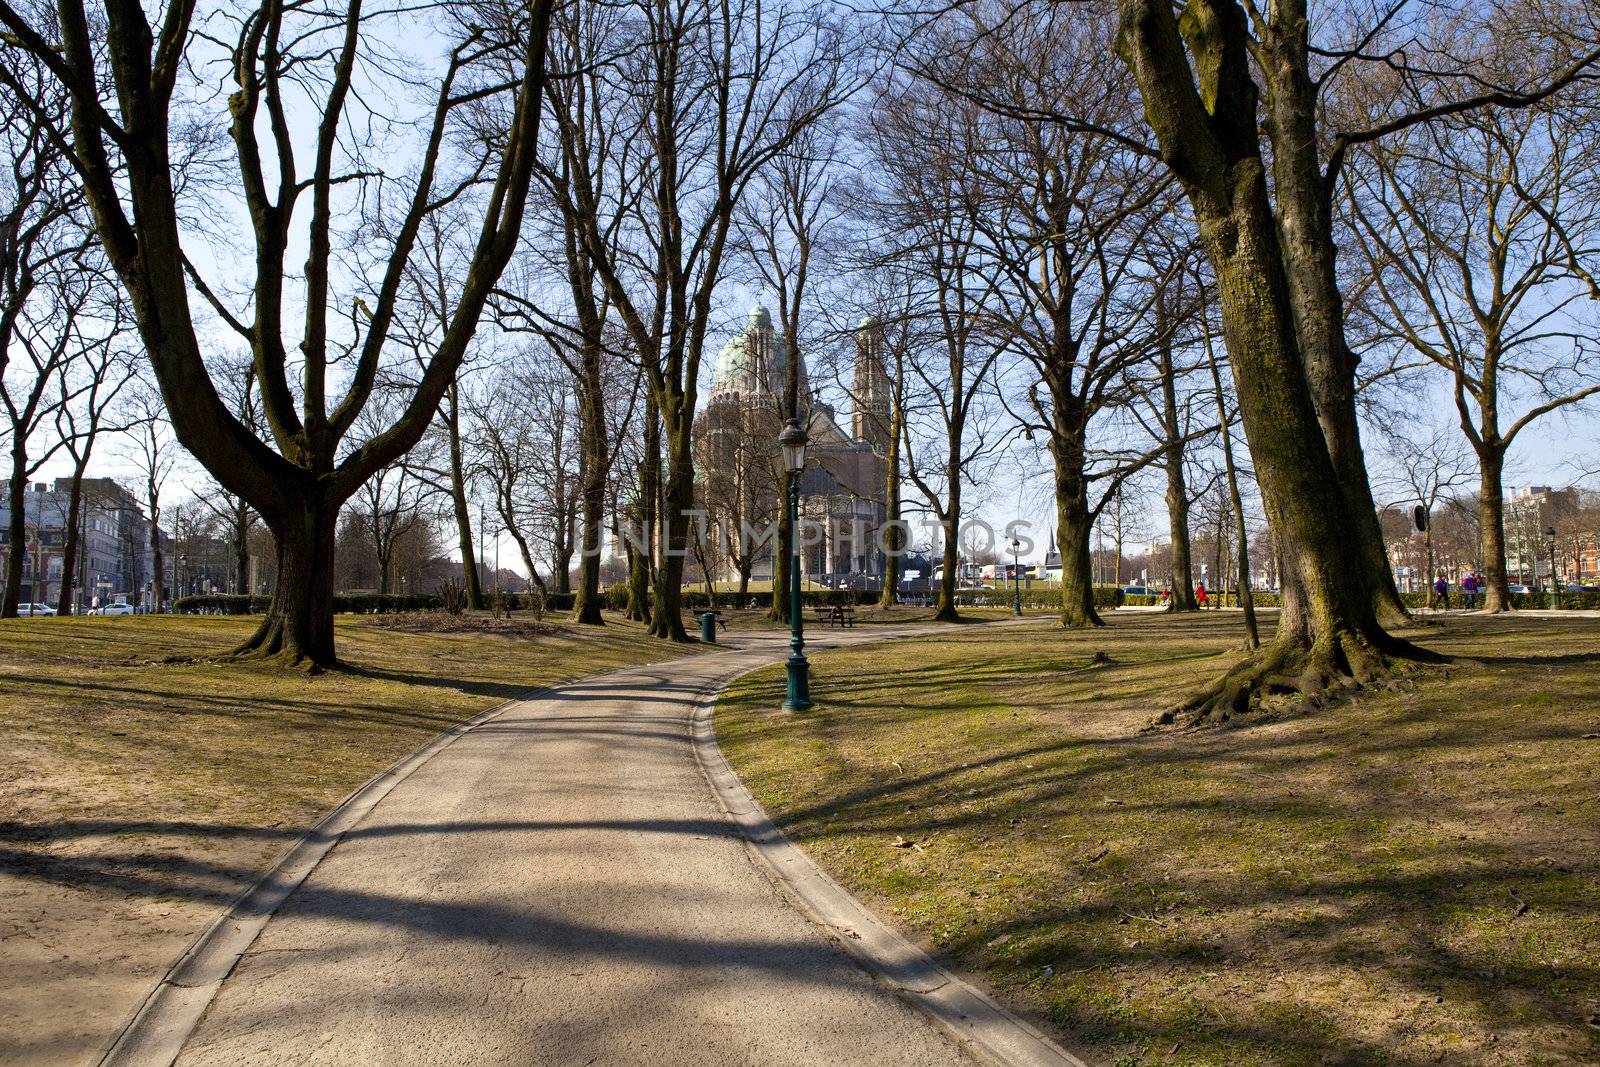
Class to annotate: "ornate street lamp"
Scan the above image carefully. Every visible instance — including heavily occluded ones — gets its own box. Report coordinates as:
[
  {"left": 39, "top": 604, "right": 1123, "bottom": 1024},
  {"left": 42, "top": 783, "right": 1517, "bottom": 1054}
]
[
  {"left": 1009, "top": 535, "right": 1023, "bottom": 616},
  {"left": 778, "top": 417, "right": 811, "bottom": 710},
  {"left": 1545, "top": 526, "right": 1558, "bottom": 610}
]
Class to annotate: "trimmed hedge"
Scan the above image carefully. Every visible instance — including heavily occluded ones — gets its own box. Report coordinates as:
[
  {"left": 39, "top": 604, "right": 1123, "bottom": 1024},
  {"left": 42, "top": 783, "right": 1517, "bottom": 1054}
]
[
  {"left": 172, "top": 594, "right": 273, "bottom": 615},
  {"left": 1123, "top": 591, "right": 1284, "bottom": 608},
  {"left": 173, "top": 592, "right": 443, "bottom": 615},
  {"left": 951, "top": 585, "right": 1125, "bottom": 610}
]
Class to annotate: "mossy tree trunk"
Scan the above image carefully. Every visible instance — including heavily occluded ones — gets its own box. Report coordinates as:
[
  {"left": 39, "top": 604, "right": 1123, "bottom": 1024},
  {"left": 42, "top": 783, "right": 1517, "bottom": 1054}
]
[
  {"left": 1475, "top": 446, "right": 1513, "bottom": 612},
  {"left": 877, "top": 428, "right": 902, "bottom": 609},
  {"left": 1257, "top": 26, "right": 1408, "bottom": 630},
  {"left": 444, "top": 383, "right": 484, "bottom": 611},
  {"left": 1117, "top": 0, "right": 1436, "bottom": 718},
  {"left": 241, "top": 494, "right": 339, "bottom": 669},
  {"left": 1156, "top": 336, "right": 1198, "bottom": 611},
  {"left": 1050, "top": 403, "right": 1102, "bottom": 627}
]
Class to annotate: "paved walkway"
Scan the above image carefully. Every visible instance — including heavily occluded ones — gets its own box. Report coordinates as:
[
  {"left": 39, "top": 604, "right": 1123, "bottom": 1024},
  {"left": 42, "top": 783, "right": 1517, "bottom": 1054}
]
[{"left": 174, "top": 629, "right": 979, "bottom": 1066}]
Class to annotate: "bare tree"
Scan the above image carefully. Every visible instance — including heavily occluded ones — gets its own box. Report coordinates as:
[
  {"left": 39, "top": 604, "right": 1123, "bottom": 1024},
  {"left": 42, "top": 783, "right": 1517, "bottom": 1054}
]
[
  {"left": 908, "top": 6, "right": 1192, "bottom": 627},
  {"left": 2, "top": 240, "right": 98, "bottom": 614},
  {"left": 51, "top": 320, "right": 137, "bottom": 614},
  {"left": 193, "top": 361, "right": 264, "bottom": 596},
  {"left": 541, "top": 0, "right": 861, "bottom": 640},
  {"left": 1375, "top": 425, "right": 1478, "bottom": 608},
  {"left": 735, "top": 122, "right": 849, "bottom": 622},
  {"left": 1347, "top": 79, "right": 1600, "bottom": 612},
  {"left": 122, "top": 378, "right": 176, "bottom": 611},
  {"left": 0, "top": 0, "right": 557, "bottom": 666}
]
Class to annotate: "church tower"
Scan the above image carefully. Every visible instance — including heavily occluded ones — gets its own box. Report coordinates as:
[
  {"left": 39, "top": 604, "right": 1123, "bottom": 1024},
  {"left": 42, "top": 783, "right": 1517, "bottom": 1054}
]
[{"left": 852, "top": 316, "right": 890, "bottom": 451}]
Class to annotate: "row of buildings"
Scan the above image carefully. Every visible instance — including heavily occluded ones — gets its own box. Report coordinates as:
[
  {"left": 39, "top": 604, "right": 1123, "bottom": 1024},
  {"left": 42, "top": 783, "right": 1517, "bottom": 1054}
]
[
  {"left": 0, "top": 478, "right": 263, "bottom": 609},
  {"left": 1386, "top": 485, "right": 1600, "bottom": 589},
  {"left": 0, "top": 479, "right": 162, "bottom": 608}
]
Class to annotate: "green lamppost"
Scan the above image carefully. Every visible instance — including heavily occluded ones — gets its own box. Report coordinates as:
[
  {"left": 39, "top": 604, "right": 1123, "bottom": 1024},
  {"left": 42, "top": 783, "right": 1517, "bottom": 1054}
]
[
  {"left": 1546, "top": 526, "right": 1558, "bottom": 610},
  {"left": 779, "top": 417, "right": 812, "bottom": 710},
  {"left": 1009, "top": 535, "right": 1023, "bottom": 616}
]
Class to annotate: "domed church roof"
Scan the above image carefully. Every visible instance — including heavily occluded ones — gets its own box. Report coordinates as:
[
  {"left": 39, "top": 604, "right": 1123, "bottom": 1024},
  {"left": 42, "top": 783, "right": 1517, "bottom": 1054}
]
[{"left": 711, "top": 304, "right": 807, "bottom": 396}]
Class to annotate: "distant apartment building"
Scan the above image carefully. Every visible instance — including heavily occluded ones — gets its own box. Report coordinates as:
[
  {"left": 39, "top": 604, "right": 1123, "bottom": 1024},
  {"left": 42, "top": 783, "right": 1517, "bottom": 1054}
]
[
  {"left": 0, "top": 478, "right": 164, "bottom": 609},
  {"left": 1503, "top": 485, "right": 1592, "bottom": 583}
]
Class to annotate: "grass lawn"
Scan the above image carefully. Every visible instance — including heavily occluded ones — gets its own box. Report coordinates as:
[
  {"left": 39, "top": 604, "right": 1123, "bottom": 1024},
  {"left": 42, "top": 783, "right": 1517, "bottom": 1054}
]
[
  {"left": 716, "top": 611, "right": 1600, "bottom": 1066},
  {"left": 0, "top": 612, "right": 698, "bottom": 1066}
]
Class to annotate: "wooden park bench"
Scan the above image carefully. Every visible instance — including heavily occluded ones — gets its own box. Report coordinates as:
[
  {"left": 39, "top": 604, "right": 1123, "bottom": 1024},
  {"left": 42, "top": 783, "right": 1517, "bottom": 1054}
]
[{"left": 812, "top": 604, "right": 856, "bottom": 628}]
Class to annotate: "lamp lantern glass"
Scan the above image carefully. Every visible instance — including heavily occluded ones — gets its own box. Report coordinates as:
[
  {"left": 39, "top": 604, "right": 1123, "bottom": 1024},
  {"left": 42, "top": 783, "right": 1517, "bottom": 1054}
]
[{"left": 779, "top": 418, "right": 807, "bottom": 473}]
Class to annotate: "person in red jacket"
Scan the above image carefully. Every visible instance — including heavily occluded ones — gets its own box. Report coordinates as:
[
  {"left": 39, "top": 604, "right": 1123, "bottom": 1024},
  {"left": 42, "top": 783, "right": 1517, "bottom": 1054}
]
[{"left": 1195, "top": 580, "right": 1208, "bottom": 608}]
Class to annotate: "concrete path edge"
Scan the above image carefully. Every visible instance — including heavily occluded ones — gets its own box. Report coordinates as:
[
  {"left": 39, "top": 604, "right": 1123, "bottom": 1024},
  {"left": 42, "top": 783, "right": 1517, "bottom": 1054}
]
[
  {"left": 690, "top": 665, "right": 1094, "bottom": 1067},
  {"left": 96, "top": 682, "right": 563, "bottom": 1067}
]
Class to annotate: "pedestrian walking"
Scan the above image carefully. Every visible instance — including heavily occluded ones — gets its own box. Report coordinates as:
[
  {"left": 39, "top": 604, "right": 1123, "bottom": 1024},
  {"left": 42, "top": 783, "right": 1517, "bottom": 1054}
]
[
  {"left": 90, "top": 594, "right": 100, "bottom": 616},
  {"left": 1196, "top": 581, "right": 1208, "bottom": 608},
  {"left": 1462, "top": 572, "right": 1479, "bottom": 610},
  {"left": 1433, "top": 574, "right": 1449, "bottom": 610}
]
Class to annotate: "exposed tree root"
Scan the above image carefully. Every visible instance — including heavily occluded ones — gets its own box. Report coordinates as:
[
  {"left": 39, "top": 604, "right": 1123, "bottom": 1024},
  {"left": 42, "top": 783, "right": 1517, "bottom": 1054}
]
[
  {"left": 1059, "top": 610, "right": 1105, "bottom": 628},
  {"left": 1158, "top": 626, "right": 1449, "bottom": 727},
  {"left": 229, "top": 616, "right": 334, "bottom": 673}
]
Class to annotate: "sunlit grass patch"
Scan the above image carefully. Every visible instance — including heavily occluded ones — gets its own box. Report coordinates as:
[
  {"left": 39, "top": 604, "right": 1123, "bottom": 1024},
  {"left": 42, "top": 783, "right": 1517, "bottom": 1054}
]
[{"left": 717, "top": 612, "right": 1600, "bottom": 1066}]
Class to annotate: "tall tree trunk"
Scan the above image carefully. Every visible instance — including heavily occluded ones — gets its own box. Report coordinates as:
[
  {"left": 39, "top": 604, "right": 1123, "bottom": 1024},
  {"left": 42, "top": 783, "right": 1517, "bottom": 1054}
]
[
  {"left": 1052, "top": 426, "right": 1102, "bottom": 627},
  {"left": 446, "top": 385, "right": 484, "bottom": 610},
  {"left": 649, "top": 412, "right": 694, "bottom": 642},
  {"left": 233, "top": 511, "right": 250, "bottom": 597},
  {"left": 375, "top": 530, "right": 393, "bottom": 596},
  {"left": 935, "top": 508, "right": 960, "bottom": 623},
  {"left": 56, "top": 469, "right": 86, "bottom": 616},
  {"left": 877, "top": 428, "right": 901, "bottom": 609},
  {"left": 555, "top": 505, "right": 574, "bottom": 596},
  {"left": 237, "top": 496, "right": 338, "bottom": 668},
  {"left": 1212, "top": 501, "right": 1225, "bottom": 608},
  {"left": 1260, "top": 36, "right": 1409, "bottom": 630},
  {"left": 1056, "top": 493, "right": 1100, "bottom": 627},
  {"left": 1209, "top": 354, "right": 1258, "bottom": 647},
  {"left": 1476, "top": 447, "right": 1512, "bottom": 612},
  {"left": 1118, "top": 0, "right": 1433, "bottom": 720},
  {"left": 769, "top": 473, "right": 792, "bottom": 623},
  {"left": 1158, "top": 341, "right": 1197, "bottom": 611},
  {"left": 148, "top": 491, "right": 165, "bottom": 614},
  {"left": 572, "top": 345, "right": 607, "bottom": 623},
  {"left": 1424, "top": 526, "right": 1436, "bottom": 609},
  {"left": 3, "top": 462, "right": 27, "bottom": 616}
]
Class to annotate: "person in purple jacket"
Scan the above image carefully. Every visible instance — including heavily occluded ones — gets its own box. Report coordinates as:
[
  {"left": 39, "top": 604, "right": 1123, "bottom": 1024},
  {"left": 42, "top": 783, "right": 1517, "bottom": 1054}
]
[
  {"left": 1433, "top": 574, "right": 1450, "bottom": 610},
  {"left": 1462, "top": 572, "right": 1479, "bottom": 609}
]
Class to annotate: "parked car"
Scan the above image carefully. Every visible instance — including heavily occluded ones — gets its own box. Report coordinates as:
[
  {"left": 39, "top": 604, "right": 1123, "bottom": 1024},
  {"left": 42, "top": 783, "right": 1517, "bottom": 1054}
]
[
  {"left": 1506, "top": 583, "right": 1531, "bottom": 594},
  {"left": 1121, "top": 585, "right": 1157, "bottom": 597},
  {"left": 99, "top": 602, "right": 136, "bottom": 615},
  {"left": 16, "top": 602, "right": 57, "bottom": 616}
]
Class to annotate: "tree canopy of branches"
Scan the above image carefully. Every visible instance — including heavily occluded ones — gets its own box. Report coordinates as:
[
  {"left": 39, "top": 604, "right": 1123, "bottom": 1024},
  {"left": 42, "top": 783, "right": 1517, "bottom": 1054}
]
[{"left": 0, "top": 0, "right": 557, "bottom": 666}]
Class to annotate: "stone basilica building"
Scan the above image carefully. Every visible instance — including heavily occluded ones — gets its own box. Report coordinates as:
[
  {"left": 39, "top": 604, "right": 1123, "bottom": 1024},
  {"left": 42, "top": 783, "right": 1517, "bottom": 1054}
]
[{"left": 694, "top": 306, "right": 891, "bottom": 586}]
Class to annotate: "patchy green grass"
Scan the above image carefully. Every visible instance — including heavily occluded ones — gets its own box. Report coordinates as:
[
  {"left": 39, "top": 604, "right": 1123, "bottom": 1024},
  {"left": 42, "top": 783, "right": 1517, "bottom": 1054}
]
[
  {"left": 716, "top": 611, "right": 1600, "bottom": 1066},
  {"left": 0, "top": 612, "right": 698, "bottom": 1066}
]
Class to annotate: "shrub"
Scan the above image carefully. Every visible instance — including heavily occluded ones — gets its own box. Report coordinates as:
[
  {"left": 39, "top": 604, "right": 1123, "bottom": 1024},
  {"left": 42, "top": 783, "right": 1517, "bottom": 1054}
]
[
  {"left": 947, "top": 585, "right": 1125, "bottom": 610},
  {"left": 172, "top": 593, "right": 271, "bottom": 615}
]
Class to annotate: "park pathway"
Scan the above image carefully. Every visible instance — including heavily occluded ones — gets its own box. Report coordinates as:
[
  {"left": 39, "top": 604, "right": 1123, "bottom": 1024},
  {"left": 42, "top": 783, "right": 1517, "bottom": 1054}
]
[{"left": 171, "top": 627, "right": 981, "bottom": 1066}]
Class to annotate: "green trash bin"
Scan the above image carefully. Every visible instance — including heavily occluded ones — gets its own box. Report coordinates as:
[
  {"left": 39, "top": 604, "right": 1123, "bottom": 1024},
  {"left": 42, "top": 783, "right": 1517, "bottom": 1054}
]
[{"left": 699, "top": 611, "right": 717, "bottom": 643}]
